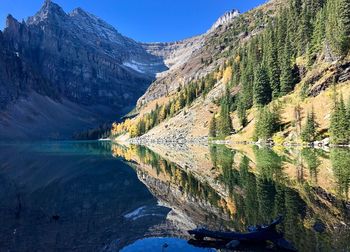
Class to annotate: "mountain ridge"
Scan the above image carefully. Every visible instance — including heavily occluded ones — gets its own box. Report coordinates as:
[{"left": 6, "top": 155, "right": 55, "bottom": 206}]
[
  {"left": 111, "top": 0, "right": 350, "bottom": 146},
  {"left": 0, "top": 0, "right": 167, "bottom": 140}
]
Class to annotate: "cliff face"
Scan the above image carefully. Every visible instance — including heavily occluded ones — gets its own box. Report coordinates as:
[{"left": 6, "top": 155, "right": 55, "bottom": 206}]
[
  {"left": 3, "top": 1, "right": 166, "bottom": 107},
  {"left": 0, "top": 29, "right": 56, "bottom": 109},
  {"left": 0, "top": 1, "right": 167, "bottom": 139},
  {"left": 138, "top": 10, "right": 241, "bottom": 107}
]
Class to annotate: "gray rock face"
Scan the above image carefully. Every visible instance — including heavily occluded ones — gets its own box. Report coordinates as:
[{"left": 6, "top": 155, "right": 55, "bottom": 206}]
[
  {"left": 0, "top": 0, "right": 167, "bottom": 139},
  {"left": 3, "top": 1, "right": 167, "bottom": 107},
  {"left": 208, "top": 10, "right": 240, "bottom": 33},
  {"left": 136, "top": 10, "right": 240, "bottom": 108},
  {"left": 0, "top": 29, "right": 57, "bottom": 109}
]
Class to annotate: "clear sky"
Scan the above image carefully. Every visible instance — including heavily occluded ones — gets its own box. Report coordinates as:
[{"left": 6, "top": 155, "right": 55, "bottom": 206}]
[{"left": 0, "top": 0, "right": 267, "bottom": 42}]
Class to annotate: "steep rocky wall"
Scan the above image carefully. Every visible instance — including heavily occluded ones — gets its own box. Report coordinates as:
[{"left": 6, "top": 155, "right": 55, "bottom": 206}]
[
  {"left": 0, "top": 1, "right": 168, "bottom": 139},
  {"left": 2, "top": 1, "right": 166, "bottom": 108}
]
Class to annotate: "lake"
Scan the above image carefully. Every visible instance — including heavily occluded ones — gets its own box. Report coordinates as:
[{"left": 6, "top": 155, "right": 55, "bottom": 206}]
[{"left": 0, "top": 141, "right": 349, "bottom": 251}]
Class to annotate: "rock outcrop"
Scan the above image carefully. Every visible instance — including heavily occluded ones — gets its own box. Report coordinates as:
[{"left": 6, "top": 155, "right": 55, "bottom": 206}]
[
  {"left": 208, "top": 9, "right": 240, "bottom": 32},
  {"left": 136, "top": 10, "right": 240, "bottom": 108}
]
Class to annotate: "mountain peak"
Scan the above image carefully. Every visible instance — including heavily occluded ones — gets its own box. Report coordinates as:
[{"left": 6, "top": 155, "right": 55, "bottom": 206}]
[
  {"left": 41, "top": 0, "right": 64, "bottom": 13},
  {"left": 209, "top": 9, "right": 240, "bottom": 32},
  {"left": 5, "top": 14, "right": 21, "bottom": 30},
  {"left": 27, "top": 0, "right": 67, "bottom": 25},
  {"left": 69, "top": 7, "right": 121, "bottom": 39}
]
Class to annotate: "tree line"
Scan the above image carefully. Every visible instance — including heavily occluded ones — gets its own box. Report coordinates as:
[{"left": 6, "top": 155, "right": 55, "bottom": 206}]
[
  {"left": 112, "top": 0, "right": 350, "bottom": 140},
  {"left": 112, "top": 71, "right": 220, "bottom": 138},
  {"left": 252, "top": 91, "right": 350, "bottom": 145},
  {"left": 230, "top": 0, "right": 350, "bottom": 128}
]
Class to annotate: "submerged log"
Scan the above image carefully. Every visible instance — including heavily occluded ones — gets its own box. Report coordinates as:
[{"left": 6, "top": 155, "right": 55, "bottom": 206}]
[
  {"left": 188, "top": 216, "right": 283, "bottom": 242},
  {"left": 188, "top": 216, "right": 297, "bottom": 251},
  {"left": 189, "top": 227, "right": 282, "bottom": 242}
]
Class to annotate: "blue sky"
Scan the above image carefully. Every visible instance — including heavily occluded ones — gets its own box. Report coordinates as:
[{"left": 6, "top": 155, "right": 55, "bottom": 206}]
[{"left": 0, "top": 0, "right": 267, "bottom": 42}]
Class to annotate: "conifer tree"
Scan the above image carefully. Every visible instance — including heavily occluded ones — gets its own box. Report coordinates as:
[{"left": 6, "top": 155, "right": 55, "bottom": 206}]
[
  {"left": 298, "top": 5, "right": 312, "bottom": 55},
  {"left": 308, "top": 8, "right": 326, "bottom": 65},
  {"left": 237, "top": 98, "right": 248, "bottom": 127},
  {"left": 179, "top": 93, "right": 186, "bottom": 108},
  {"left": 330, "top": 95, "right": 350, "bottom": 144},
  {"left": 267, "top": 28, "right": 281, "bottom": 99},
  {"left": 209, "top": 114, "right": 217, "bottom": 137},
  {"left": 254, "top": 65, "right": 272, "bottom": 106},
  {"left": 338, "top": 0, "right": 350, "bottom": 54},
  {"left": 254, "top": 107, "right": 280, "bottom": 141},
  {"left": 326, "top": 0, "right": 350, "bottom": 56},
  {"left": 218, "top": 101, "right": 233, "bottom": 137},
  {"left": 276, "top": 8, "right": 288, "bottom": 61},
  {"left": 280, "top": 37, "right": 295, "bottom": 95},
  {"left": 301, "top": 108, "right": 318, "bottom": 142}
]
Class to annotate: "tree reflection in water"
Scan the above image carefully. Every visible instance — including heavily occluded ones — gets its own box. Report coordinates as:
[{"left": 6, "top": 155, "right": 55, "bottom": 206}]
[{"left": 112, "top": 143, "right": 350, "bottom": 252}]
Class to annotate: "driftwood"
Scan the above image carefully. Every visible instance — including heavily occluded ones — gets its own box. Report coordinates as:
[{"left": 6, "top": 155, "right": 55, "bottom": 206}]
[{"left": 188, "top": 216, "right": 297, "bottom": 251}]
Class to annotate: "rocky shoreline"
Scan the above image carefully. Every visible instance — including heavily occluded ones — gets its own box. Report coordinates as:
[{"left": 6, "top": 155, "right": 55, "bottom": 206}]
[
  {"left": 124, "top": 135, "right": 350, "bottom": 149},
  {"left": 128, "top": 135, "right": 208, "bottom": 145}
]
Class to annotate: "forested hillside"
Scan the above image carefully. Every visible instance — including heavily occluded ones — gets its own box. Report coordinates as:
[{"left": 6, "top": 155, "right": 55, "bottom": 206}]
[{"left": 111, "top": 0, "right": 350, "bottom": 146}]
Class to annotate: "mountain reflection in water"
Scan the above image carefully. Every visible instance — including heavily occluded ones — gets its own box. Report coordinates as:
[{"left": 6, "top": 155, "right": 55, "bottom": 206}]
[
  {"left": 112, "top": 143, "right": 350, "bottom": 252},
  {"left": 0, "top": 142, "right": 169, "bottom": 251},
  {"left": 0, "top": 141, "right": 349, "bottom": 251}
]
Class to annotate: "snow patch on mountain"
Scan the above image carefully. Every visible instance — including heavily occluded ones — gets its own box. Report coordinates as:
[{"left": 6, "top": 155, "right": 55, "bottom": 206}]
[{"left": 123, "top": 61, "right": 146, "bottom": 73}]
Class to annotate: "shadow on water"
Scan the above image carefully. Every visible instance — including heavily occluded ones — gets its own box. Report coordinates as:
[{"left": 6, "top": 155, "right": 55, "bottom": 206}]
[{"left": 0, "top": 141, "right": 169, "bottom": 251}]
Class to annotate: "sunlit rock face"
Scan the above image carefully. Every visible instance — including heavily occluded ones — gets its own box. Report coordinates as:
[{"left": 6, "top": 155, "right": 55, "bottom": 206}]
[
  {"left": 0, "top": 1, "right": 167, "bottom": 139},
  {"left": 208, "top": 10, "right": 240, "bottom": 32},
  {"left": 136, "top": 10, "right": 240, "bottom": 108}
]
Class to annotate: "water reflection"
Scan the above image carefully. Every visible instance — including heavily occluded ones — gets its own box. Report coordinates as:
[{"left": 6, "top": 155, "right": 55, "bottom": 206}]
[
  {"left": 330, "top": 148, "right": 350, "bottom": 200},
  {"left": 0, "top": 141, "right": 169, "bottom": 251},
  {"left": 0, "top": 141, "right": 349, "bottom": 251},
  {"left": 112, "top": 143, "right": 350, "bottom": 252}
]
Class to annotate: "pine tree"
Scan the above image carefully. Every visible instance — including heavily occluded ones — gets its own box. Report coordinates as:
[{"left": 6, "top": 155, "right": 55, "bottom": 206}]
[
  {"left": 209, "top": 114, "right": 217, "bottom": 137},
  {"left": 254, "top": 65, "right": 272, "bottom": 106},
  {"left": 237, "top": 98, "right": 248, "bottom": 127},
  {"left": 308, "top": 8, "right": 326, "bottom": 65},
  {"left": 297, "top": 4, "right": 312, "bottom": 55},
  {"left": 276, "top": 8, "right": 288, "bottom": 61},
  {"left": 280, "top": 37, "right": 295, "bottom": 96},
  {"left": 254, "top": 107, "right": 280, "bottom": 141},
  {"left": 301, "top": 108, "right": 318, "bottom": 142},
  {"left": 338, "top": 0, "right": 350, "bottom": 55},
  {"left": 159, "top": 105, "right": 168, "bottom": 121},
  {"left": 266, "top": 28, "right": 281, "bottom": 99},
  {"left": 326, "top": 0, "right": 350, "bottom": 56},
  {"left": 330, "top": 95, "right": 349, "bottom": 144},
  {"left": 218, "top": 101, "right": 233, "bottom": 137},
  {"left": 179, "top": 93, "right": 186, "bottom": 108}
]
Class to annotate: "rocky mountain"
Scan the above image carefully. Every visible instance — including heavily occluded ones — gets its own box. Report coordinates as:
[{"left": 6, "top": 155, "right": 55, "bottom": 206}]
[
  {"left": 138, "top": 10, "right": 241, "bottom": 107},
  {"left": 112, "top": 0, "right": 350, "bottom": 146},
  {"left": 0, "top": 0, "right": 166, "bottom": 140},
  {"left": 208, "top": 9, "right": 240, "bottom": 32}
]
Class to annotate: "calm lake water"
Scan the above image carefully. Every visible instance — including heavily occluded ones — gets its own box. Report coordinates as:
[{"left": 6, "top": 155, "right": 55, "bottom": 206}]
[{"left": 0, "top": 141, "right": 349, "bottom": 251}]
